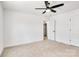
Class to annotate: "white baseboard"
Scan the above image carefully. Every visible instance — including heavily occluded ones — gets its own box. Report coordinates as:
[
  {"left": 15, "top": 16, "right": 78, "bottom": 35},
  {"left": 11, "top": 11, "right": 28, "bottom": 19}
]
[
  {"left": 0, "top": 48, "right": 4, "bottom": 56},
  {"left": 4, "top": 39, "right": 43, "bottom": 48}
]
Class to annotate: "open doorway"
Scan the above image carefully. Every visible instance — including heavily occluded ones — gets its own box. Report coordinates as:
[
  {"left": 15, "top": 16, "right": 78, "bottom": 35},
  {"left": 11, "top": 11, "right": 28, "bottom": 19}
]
[{"left": 43, "top": 22, "right": 48, "bottom": 40}]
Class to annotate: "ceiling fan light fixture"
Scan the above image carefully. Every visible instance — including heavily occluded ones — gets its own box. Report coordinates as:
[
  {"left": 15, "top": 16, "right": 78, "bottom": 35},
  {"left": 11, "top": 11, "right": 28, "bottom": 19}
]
[
  {"left": 46, "top": 9, "right": 50, "bottom": 12},
  {"left": 35, "top": 1, "right": 64, "bottom": 14}
]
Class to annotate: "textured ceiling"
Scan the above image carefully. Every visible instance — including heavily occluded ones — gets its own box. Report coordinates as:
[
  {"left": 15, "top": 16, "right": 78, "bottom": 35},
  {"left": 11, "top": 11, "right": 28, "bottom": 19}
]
[{"left": 2, "top": 1, "right": 79, "bottom": 16}]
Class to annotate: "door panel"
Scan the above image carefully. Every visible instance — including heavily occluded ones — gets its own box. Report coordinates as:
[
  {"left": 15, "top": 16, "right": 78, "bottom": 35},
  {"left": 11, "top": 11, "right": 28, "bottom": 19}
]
[
  {"left": 71, "top": 15, "right": 79, "bottom": 46},
  {"left": 47, "top": 19, "right": 54, "bottom": 40}
]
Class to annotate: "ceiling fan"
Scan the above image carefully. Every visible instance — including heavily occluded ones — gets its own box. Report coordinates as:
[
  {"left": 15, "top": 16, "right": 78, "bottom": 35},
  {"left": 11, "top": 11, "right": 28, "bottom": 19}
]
[{"left": 35, "top": 1, "right": 64, "bottom": 14}]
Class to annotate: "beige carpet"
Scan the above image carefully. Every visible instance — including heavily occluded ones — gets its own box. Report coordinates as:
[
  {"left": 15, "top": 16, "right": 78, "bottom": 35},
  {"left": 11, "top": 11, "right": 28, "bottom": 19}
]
[{"left": 1, "top": 40, "right": 79, "bottom": 57}]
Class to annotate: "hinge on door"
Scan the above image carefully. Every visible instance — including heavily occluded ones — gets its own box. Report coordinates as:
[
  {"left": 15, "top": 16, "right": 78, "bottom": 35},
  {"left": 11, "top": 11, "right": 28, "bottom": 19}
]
[
  {"left": 69, "top": 40, "right": 71, "bottom": 43},
  {"left": 69, "top": 18, "right": 71, "bottom": 43},
  {"left": 53, "top": 30, "right": 55, "bottom": 32},
  {"left": 69, "top": 29, "right": 71, "bottom": 32},
  {"left": 70, "top": 18, "right": 71, "bottom": 22}
]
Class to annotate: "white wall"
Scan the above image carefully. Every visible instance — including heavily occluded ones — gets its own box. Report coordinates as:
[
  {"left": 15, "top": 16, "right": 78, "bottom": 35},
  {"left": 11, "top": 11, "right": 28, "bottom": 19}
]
[
  {"left": 4, "top": 5, "right": 79, "bottom": 48},
  {"left": 4, "top": 9, "right": 43, "bottom": 47},
  {"left": 0, "top": 2, "right": 3, "bottom": 55},
  {"left": 48, "top": 9, "right": 79, "bottom": 46}
]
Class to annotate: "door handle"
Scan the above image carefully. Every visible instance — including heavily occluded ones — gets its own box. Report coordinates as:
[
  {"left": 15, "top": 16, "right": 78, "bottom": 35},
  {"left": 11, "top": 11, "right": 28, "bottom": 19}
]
[{"left": 53, "top": 30, "right": 55, "bottom": 32}]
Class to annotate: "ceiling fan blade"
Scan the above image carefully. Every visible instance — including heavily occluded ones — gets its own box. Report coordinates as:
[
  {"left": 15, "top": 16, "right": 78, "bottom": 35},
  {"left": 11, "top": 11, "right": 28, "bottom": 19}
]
[
  {"left": 51, "top": 9, "right": 56, "bottom": 13},
  {"left": 51, "top": 3, "right": 64, "bottom": 8},
  {"left": 35, "top": 8, "right": 46, "bottom": 9},
  {"left": 42, "top": 10, "right": 46, "bottom": 14},
  {"left": 45, "top": 1, "right": 49, "bottom": 8}
]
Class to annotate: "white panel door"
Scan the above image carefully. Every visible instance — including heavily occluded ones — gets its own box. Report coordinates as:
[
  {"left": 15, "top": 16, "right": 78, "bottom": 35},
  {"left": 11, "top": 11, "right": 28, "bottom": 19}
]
[
  {"left": 56, "top": 16, "right": 70, "bottom": 44},
  {"left": 47, "top": 19, "right": 55, "bottom": 40},
  {"left": 71, "top": 14, "right": 79, "bottom": 46}
]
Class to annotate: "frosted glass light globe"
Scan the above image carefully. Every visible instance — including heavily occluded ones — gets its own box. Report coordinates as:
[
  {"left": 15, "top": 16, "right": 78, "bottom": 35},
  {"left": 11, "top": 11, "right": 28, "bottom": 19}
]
[{"left": 46, "top": 9, "right": 50, "bottom": 12}]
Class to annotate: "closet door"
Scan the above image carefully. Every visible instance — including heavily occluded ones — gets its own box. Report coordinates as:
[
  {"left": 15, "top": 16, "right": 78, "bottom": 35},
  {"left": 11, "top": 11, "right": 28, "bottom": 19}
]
[
  {"left": 71, "top": 15, "right": 79, "bottom": 46},
  {"left": 47, "top": 19, "right": 55, "bottom": 40},
  {"left": 56, "top": 16, "right": 70, "bottom": 44}
]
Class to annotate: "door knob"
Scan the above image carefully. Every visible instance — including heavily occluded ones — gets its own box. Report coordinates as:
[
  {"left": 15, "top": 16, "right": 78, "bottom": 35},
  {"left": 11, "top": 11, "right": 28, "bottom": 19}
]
[{"left": 53, "top": 30, "right": 55, "bottom": 32}]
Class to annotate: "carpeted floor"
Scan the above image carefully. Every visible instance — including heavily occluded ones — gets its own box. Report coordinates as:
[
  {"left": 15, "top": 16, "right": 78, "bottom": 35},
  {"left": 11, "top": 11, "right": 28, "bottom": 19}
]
[{"left": 1, "top": 40, "right": 79, "bottom": 57}]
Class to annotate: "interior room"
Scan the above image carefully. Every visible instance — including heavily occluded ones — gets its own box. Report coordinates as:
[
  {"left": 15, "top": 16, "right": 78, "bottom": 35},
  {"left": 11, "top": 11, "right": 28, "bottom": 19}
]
[{"left": 0, "top": 1, "right": 79, "bottom": 57}]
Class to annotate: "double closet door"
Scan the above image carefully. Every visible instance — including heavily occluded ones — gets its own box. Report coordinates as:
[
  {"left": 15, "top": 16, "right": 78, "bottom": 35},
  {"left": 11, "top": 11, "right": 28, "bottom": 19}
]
[
  {"left": 48, "top": 15, "right": 79, "bottom": 47},
  {"left": 47, "top": 16, "right": 70, "bottom": 45},
  {"left": 56, "top": 16, "right": 70, "bottom": 45}
]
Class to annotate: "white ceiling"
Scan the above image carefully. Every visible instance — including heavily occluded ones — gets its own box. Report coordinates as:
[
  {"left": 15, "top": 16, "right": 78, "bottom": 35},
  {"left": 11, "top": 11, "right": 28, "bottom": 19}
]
[{"left": 2, "top": 1, "right": 79, "bottom": 16}]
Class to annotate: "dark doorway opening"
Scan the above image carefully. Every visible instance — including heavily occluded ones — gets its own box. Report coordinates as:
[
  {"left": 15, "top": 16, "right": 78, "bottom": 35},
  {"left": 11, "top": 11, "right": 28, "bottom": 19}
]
[{"left": 43, "top": 22, "right": 48, "bottom": 40}]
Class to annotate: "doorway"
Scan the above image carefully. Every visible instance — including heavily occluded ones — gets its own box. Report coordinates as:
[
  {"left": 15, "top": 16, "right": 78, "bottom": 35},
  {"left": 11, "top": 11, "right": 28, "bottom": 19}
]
[{"left": 43, "top": 22, "right": 48, "bottom": 40}]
